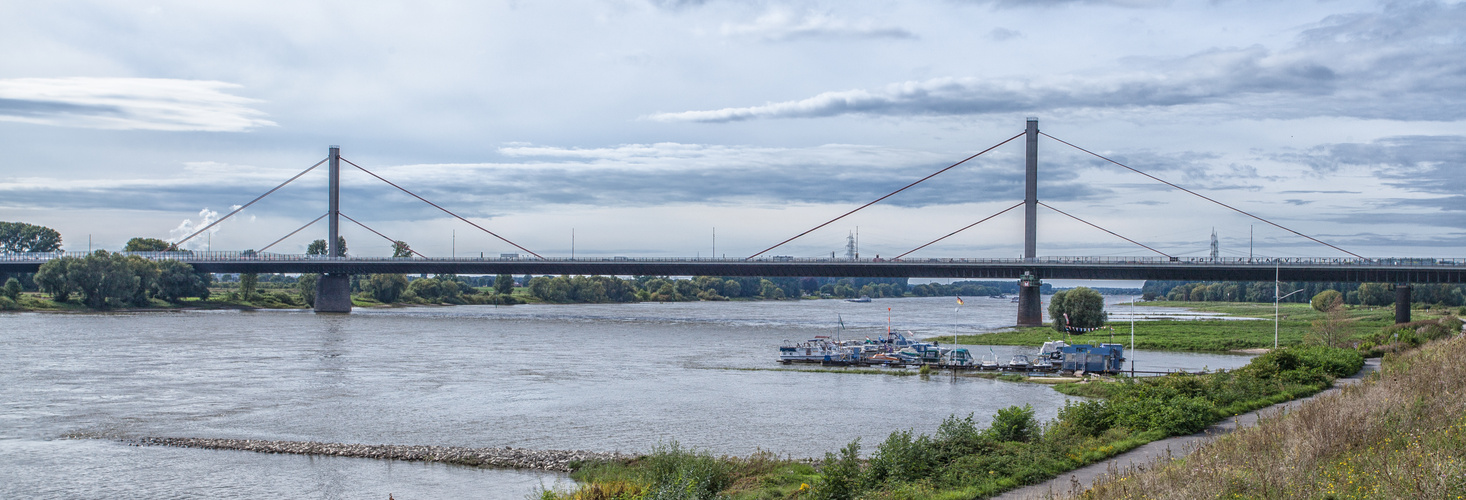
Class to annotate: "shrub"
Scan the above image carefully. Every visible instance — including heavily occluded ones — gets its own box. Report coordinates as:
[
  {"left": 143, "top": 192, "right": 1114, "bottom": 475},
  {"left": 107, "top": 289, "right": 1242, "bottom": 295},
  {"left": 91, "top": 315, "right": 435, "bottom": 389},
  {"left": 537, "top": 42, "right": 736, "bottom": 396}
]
[
  {"left": 988, "top": 404, "right": 1038, "bottom": 443},
  {"left": 1310, "top": 290, "right": 1343, "bottom": 312},
  {"left": 866, "top": 429, "right": 937, "bottom": 484},
  {"left": 3, "top": 277, "right": 20, "bottom": 300},
  {"left": 1056, "top": 399, "right": 1113, "bottom": 437},
  {"left": 639, "top": 442, "right": 732, "bottom": 500},
  {"left": 814, "top": 439, "right": 863, "bottom": 500}
]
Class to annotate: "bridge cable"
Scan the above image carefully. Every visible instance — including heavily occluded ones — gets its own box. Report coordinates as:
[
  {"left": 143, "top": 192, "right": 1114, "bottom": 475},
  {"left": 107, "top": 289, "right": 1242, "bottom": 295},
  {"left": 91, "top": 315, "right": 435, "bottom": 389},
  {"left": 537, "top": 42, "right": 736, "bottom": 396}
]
[
  {"left": 1038, "top": 201, "right": 1172, "bottom": 259},
  {"left": 894, "top": 201, "right": 1024, "bottom": 260},
  {"left": 1040, "top": 132, "right": 1367, "bottom": 260},
  {"left": 746, "top": 131, "right": 1025, "bottom": 260},
  {"left": 173, "top": 158, "right": 329, "bottom": 248},
  {"left": 338, "top": 157, "right": 545, "bottom": 260},
  {"left": 258, "top": 212, "right": 328, "bottom": 253},
  {"left": 338, "top": 212, "right": 429, "bottom": 259}
]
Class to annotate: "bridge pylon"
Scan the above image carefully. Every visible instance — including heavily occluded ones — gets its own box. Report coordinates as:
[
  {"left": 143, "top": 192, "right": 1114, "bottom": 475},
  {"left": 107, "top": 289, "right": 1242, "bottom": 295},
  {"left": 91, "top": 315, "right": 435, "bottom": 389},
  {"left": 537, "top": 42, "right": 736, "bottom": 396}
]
[
  {"left": 1016, "top": 118, "right": 1044, "bottom": 326},
  {"left": 315, "top": 145, "right": 353, "bottom": 313}
]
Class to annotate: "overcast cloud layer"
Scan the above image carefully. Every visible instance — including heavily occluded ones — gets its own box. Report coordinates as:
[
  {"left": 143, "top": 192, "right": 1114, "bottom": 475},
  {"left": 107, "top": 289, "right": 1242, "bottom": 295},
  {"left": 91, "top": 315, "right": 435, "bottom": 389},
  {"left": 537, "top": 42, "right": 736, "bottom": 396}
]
[{"left": 0, "top": 0, "right": 1462, "bottom": 259}]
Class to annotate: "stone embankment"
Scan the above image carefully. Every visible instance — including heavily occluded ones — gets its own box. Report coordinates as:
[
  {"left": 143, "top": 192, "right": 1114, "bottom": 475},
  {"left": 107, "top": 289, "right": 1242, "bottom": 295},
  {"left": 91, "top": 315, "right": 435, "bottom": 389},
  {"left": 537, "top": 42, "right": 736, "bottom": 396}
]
[{"left": 131, "top": 437, "right": 631, "bottom": 472}]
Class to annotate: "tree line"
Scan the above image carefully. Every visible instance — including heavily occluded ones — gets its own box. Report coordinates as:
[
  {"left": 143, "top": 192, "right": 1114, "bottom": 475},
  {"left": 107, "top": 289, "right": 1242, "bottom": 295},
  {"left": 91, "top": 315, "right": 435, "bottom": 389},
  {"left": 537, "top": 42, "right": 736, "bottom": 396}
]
[
  {"left": 1143, "top": 280, "right": 1466, "bottom": 307},
  {"left": 29, "top": 251, "right": 212, "bottom": 308}
]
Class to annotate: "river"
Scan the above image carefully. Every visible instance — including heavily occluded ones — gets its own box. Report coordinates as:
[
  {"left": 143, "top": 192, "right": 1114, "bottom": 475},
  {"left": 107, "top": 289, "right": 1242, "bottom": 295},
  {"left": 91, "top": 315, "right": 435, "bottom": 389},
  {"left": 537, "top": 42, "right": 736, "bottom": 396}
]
[{"left": 1, "top": 296, "right": 1253, "bottom": 499}]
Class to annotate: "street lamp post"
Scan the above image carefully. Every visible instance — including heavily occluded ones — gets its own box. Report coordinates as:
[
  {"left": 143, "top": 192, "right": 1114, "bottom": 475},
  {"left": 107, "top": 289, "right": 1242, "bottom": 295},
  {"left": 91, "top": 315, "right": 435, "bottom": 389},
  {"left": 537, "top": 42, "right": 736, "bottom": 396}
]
[
  {"left": 1130, "top": 295, "right": 1136, "bottom": 376},
  {"left": 1275, "top": 264, "right": 1306, "bottom": 349}
]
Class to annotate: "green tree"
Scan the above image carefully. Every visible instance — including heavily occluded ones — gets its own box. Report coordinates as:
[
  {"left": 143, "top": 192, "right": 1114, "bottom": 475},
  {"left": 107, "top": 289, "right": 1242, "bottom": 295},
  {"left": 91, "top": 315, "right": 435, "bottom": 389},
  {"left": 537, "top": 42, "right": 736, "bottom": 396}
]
[
  {"left": 65, "top": 251, "right": 149, "bottom": 308},
  {"left": 153, "top": 260, "right": 209, "bottom": 302},
  {"left": 306, "top": 236, "right": 348, "bottom": 256},
  {"left": 297, "top": 273, "right": 318, "bottom": 306},
  {"left": 1357, "top": 283, "right": 1394, "bottom": 306},
  {"left": 407, "top": 277, "right": 442, "bottom": 302},
  {"left": 494, "top": 274, "right": 514, "bottom": 295},
  {"left": 1051, "top": 287, "right": 1106, "bottom": 331},
  {"left": 238, "top": 273, "right": 259, "bottom": 301},
  {"left": 366, "top": 274, "right": 408, "bottom": 302},
  {"left": 0, "top": 221, "right": 62, "bottom": 253},
  {"left": 3, "top": 277, "right": 20, "bottom": 301},
  {"left": 124, "top": 237, "right": 175, "bottom": 252},
  {"left": 33, "top": 258, "right": 73, "bottom": 302},
  {"left": 391, "top": 240, "right": 412, "bottom": 258},
  {"left": 1048, "top": 290, "right": 1070, "bottom": 331}
]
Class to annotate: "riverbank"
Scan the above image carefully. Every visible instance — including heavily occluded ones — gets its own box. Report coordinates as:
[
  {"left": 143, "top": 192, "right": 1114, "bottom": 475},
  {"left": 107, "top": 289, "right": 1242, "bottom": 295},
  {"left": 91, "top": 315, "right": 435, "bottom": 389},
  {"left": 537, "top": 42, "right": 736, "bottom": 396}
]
[
  {"left": 1051, "top": 330, "right": 1466, "bottom": 499},
  {"left": 127, "top": 437, "right": 630, "bottom": 472},
  {"left": 930, "top": 302, "right": 1450, "bottom": 352},
  {"left": 996, "top": 357, "right": 1382, "bottom": 500},
  {"left": 536, "top": 343, "right": 1366, "bottom": 499}
]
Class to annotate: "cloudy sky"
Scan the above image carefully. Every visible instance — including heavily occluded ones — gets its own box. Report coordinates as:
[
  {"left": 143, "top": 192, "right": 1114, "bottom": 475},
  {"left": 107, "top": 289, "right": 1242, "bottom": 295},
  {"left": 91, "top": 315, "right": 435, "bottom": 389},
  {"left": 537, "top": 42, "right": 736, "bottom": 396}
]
[{"left": 1, "top": 0, "right": 1462, "bottom": 261}]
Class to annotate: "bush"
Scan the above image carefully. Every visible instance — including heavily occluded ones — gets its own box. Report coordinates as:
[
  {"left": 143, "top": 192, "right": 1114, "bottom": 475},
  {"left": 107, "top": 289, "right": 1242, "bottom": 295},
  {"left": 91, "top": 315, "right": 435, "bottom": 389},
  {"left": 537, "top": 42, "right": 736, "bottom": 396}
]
[
  {"left": 1056, "top": 399, "right": 1113, "bottom": 437},
  {"left": 639, "top": 442, "right": 732, "bottom": 500},
  {"left": 988, "top": 404, "right": 1038, "bottom": 443},
  {"left": 3, "top": 277, "right": 20, "bottom": 300},
  {"left": 814, "top": 439, "right": 863, "bottom": 500},
  {"left": 0, "top": 296, "right": 16, "bottom": 310},
  {"left": 1311, "top": 290, "right": 1343, "bottom": 312},
  {"left": 866, "top": 429, "right": 937, "bottom": 484},
  {"left": 1291, "top": 345, "right": 1365, "bottom": 378}
]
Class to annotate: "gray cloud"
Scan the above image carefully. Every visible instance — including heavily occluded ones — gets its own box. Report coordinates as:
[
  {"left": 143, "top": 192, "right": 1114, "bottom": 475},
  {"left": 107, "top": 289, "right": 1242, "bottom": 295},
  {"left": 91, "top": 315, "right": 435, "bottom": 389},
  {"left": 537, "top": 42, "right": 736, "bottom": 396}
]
[
  {"left": 652, "top": 1, "right": 1466, "bottom": 123},
  {"left": 0, "top": 143, "right": 1101, "bottom": 223},
  {"left": 986, "top": 27, "right": 1021, "bottom": 41},
  {"left": 1278, "top": 135, "right": 1466, "bottom": 229},
  {"left": 0, "top": 78, "right": 275, "bottom": 132}
]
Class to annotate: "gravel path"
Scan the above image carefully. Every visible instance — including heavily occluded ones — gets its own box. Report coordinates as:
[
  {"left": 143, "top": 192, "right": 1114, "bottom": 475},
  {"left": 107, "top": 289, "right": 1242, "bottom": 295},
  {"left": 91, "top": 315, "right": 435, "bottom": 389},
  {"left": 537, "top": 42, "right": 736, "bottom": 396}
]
[
  {"left": 994, "top": 358, "right": 1381, "bottom": 500},
  {"left": 130, "top": 437, "right": 633, "bottom": 472}
]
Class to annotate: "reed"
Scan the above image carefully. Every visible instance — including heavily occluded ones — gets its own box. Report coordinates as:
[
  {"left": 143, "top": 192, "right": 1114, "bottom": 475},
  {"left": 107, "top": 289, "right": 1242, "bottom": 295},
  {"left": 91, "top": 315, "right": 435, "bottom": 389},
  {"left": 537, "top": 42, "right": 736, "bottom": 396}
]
[{"left": 1065, "top": 333, "right": 1466, "bottom": 499}]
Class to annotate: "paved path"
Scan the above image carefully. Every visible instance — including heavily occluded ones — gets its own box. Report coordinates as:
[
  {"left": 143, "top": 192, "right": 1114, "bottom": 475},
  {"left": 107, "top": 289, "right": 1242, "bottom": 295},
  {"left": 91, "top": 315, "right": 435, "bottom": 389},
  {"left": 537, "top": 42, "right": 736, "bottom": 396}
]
[{"left": 994, "top": 358, "right": 1380, "bottom": 500}]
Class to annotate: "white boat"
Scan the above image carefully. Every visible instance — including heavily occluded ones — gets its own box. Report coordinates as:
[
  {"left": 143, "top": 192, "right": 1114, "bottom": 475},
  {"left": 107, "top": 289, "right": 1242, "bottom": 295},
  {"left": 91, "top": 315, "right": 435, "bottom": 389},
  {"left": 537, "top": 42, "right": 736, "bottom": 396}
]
[
  {"left": 779, "top": 338, "right": 857, "bottom": 363},
  {"left": 846, "top": 295, "right": 872, "bottom": 303},
  {"left": 943, "top": 348, "right": 974, "bottom": 367},
  {"left": 1007, "top": 354, "right": 1032, "bottom": 371}
]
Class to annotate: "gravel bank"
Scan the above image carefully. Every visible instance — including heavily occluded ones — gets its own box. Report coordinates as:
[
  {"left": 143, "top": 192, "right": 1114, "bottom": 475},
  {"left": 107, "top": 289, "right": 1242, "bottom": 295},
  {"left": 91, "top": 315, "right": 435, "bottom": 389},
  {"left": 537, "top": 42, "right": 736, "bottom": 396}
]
[{"left": 131, "top": 437, "right": 632, "bottom": 472}]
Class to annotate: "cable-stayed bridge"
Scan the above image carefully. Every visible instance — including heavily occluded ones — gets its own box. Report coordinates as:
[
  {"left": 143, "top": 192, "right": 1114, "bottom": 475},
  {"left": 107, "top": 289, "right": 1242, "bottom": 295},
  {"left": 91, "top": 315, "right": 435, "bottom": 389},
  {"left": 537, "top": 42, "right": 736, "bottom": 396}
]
[{"left": 3, "top": 119, "right": 1461, "bottom": 322}]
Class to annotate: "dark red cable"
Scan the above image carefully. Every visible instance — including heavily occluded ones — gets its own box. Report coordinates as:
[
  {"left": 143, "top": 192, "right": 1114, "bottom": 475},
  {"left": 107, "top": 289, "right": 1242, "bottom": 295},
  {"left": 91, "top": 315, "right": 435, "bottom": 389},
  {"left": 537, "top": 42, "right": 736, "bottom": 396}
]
[
  {"left": 1040, "top": 132, "right": 1366, "bottom": 260},
  {"left": 339, "top": 212, "right": 428, "bottom": 259},
  {"left": 1038, "top": 202, "right": 1171, "bottom": 258},
  {"left": 339, "top": 157, "right": 544, "bottom": 260},
  {"left": 747, "top": 131, "right": 1025, "bottom": 260},
  {"left": 895, "top": 201, "right": 1024, "bottom": 260}
]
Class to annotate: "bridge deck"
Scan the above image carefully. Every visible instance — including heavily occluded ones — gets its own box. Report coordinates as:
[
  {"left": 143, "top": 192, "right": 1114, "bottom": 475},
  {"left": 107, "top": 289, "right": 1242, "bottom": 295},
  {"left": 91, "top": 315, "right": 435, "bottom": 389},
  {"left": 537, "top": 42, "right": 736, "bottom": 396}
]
[{"left": 3, "top": 253, "right": 1463, "bottom": 283}]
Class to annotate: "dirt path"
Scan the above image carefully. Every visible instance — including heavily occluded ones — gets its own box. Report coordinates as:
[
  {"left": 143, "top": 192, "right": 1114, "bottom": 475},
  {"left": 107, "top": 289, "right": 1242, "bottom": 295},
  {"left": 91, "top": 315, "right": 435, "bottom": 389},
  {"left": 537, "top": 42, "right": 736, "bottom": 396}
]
[{"left": 994, "top": 358, "right": 1381, "bottom": 500}]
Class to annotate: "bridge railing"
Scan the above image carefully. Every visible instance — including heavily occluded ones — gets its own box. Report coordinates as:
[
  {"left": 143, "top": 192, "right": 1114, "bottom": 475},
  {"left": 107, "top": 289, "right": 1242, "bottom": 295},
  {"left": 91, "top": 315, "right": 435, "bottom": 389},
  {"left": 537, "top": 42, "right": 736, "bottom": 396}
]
[{"left": 2, "top": 251, "right": 1464, "bottom": 267}]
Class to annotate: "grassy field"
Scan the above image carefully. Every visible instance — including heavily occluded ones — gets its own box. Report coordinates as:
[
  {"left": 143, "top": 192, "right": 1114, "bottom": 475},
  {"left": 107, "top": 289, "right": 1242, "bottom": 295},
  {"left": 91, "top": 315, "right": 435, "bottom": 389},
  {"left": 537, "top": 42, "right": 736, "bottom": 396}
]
[
  {"left": 928, "top": 302, "right": 1454, "bottom": 352},
  {"left": 1067, "top": 332, "right": 1466, "bottom": 500}
]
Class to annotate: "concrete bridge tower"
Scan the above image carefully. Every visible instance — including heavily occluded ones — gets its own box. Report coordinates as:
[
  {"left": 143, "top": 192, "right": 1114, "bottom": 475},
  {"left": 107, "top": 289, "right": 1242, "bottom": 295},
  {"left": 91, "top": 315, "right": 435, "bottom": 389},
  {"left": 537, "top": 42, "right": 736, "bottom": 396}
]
[
  {"left": 314, "top": 145, "right": 353, "bottom": 313},
  {"left": 1016, "top": 118, "right": 1044, "bottom": 326}
]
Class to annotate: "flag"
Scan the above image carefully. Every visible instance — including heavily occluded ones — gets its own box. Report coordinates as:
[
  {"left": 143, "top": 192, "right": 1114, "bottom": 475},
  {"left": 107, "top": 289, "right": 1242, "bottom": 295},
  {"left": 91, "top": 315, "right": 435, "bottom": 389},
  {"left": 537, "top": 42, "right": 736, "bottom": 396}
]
[{"left": 956, "top": 297, "right": 965, "bottom": 306}]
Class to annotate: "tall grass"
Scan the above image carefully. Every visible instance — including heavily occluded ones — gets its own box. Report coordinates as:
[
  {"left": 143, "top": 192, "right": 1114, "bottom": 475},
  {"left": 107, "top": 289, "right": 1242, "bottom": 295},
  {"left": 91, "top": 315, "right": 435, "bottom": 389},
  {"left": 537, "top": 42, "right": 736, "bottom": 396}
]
[{"left": 1066, "top": 333, "right": 1466, "bottom": 499}]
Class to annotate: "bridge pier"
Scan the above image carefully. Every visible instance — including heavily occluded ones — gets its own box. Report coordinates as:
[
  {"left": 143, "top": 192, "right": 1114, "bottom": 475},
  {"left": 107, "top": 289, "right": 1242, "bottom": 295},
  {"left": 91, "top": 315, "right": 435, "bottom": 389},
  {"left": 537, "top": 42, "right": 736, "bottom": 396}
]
[
  {"left": 1017, "top": 272, "right": 1044, "bottom": 327},
  {"left": 1395, "top": 284, "right": 1411, "bottom": 324},
  {"left": 314, "top": 273, "right": 353, "bottom": 313}
]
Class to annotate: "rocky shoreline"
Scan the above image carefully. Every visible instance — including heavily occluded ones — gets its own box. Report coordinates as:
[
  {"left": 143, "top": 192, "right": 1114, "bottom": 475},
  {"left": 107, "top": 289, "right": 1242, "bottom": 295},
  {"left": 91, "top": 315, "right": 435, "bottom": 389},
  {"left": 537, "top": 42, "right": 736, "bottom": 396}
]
[{"left": 130, "top": 437, "right": 632, "bottom": 472}]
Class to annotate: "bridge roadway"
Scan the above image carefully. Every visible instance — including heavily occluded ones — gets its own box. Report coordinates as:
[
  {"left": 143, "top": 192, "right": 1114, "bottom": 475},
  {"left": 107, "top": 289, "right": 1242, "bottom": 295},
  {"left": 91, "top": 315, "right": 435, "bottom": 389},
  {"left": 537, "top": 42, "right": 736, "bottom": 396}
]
[{"left": 3, "top": 253, "right": 1464, "bottom": 283}]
